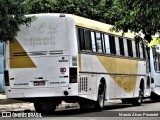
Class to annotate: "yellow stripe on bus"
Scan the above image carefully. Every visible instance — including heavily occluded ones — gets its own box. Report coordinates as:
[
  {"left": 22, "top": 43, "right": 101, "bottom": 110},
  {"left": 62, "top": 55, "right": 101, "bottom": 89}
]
[
  {"left": 97, "top": 56, "right": 138, "bottom": 93},
  {"left": 78, "top": 53, "right": 82, "bottom": 71},
  {"left": 10, "top": 38, "right": 36, "bottom": 68}
]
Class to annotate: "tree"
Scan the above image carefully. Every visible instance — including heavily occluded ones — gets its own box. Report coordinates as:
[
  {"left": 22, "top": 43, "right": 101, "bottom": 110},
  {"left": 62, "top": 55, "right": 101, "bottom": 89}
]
[
  {"left": 25, "top": 0, "right": 160, "bottom": 43},
  {"left": 25, "top": 0, "right": 114, "bottom": 24},
  {"left": 0, "top": 0, "right": 34, "bottom": 42},
  {"left": 25, "top": 0, "right": 57, "bottom": 13},
  {"left": 106, "top": 0, "right": 160, "bottom": 43}
]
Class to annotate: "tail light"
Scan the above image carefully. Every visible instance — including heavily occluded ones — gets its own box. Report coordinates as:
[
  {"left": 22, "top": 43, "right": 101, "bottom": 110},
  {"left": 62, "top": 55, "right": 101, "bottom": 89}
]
[
  {"left": 4, "top": 70, "right": 9, "bottom": 86},
  {"left": 69, "top": 67, "right": 77, "bottom": 83}
]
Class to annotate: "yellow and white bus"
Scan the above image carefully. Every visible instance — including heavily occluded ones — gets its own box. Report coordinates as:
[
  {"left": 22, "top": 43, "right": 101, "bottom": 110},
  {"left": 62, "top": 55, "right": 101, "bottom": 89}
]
[{"left": 4, "top": 13, "right": 151, "bottom": 113}]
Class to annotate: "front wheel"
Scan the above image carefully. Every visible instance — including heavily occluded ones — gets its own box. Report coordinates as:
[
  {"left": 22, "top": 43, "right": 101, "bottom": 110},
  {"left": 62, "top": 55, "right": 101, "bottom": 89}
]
[{"left": 94, "top": 82, "right": 105, "bottom": 111}]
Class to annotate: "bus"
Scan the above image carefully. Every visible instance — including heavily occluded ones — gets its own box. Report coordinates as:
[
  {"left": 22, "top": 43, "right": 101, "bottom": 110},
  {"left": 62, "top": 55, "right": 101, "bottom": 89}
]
[
  {"left": 149, "top": 38, "right": 160, "bottom": 100},
  {"left": 0, "top": 43, "right": 4, "bottom": 93},
  {"left": 4, "top": 13, "right": 151, "bottom": 113}
]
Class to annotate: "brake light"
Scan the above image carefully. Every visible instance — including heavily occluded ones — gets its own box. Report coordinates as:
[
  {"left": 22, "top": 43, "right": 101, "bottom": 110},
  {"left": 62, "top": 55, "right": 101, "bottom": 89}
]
[
  {"left": 69, "top": 68, "right": 77, "bottom": 83},
  {"left": 4, "top": 70, "right": 9, "bottom": 86}
]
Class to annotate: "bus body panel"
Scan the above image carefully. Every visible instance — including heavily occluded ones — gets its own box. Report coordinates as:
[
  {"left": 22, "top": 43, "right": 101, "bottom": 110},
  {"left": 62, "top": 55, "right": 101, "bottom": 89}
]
[
  {"left": 78, "top": 53, "right": 150, "bottom": 100},
  {"left": 5, "top": 14, "right": 78, "bottom": 92},
  {"left": 5, "top": 83, "right": 78, "bottom": 98},
  {"left": 150, "top": 45, "right": 160, "bottom": 96},
  {"left": 8, "top": 56, "right": 70, "bottom": 89},
  {"left": 4, "top": 14, "right": 150, "bottom": 106}
]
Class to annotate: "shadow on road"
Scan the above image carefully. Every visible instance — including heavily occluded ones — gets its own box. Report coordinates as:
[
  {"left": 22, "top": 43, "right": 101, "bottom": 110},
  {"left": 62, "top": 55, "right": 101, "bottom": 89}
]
[
  {"left": 41, "top": 103, "right": 138, "bottom": 117},
  {"left": 0, "top": 99, "right": 158, "bottom": 117},
  {"left": 42, "top": 99, "right": 159, "bottom": 117}
]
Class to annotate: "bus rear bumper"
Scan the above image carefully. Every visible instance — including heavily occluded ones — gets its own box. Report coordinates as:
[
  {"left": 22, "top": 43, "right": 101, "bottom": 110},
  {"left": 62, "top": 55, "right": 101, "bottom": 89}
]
[{"left": 5, "top": 83, "right": 78, "bottom": 99}]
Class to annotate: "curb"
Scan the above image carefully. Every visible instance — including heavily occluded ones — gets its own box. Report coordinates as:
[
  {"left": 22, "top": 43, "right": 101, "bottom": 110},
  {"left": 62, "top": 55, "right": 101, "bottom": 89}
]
[
  {"left": 0, "top": 99, "right": 24, "bottom": 104},
  {"left": 0, "top": 94, "right": 24, "bottom": 104}
]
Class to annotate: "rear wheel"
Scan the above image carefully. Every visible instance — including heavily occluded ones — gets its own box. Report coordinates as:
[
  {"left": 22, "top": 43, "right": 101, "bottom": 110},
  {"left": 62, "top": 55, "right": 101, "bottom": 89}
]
[
  {"left": 132, "top": 89, "right": 143, "bottom": 106},
  {"left": 79, "top": 99, "right": 94, "bottom": 111},
  {"left": 34, "top": 101, "right": 57, "bottom": 114},
  {"left": 132, "top": 80, "right": 144, "bottom": 106},
  {"left": 94, "top": 82, "right": 105, "bottom": 111}
]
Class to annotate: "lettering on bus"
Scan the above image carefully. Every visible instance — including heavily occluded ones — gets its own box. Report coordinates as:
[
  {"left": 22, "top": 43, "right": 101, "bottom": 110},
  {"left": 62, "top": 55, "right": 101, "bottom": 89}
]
[
  {"left": 59, "top": 60, "right": 68, "bottom": 62},
  {"left": 21, "top": 21, "right": 62, "bottom": 34},
  {"left": 34, "top": 23, "right": 59, "bottom": 33},
  {"left": 14, "top": 83, "right": 28, "bottom": 86},
  {"left": 22, "top": 36, "right": 55, "bottom": 46},
  {"left": 60, "top": 67, "right": 66, "bottom": 74},
  {"left": 58, "top": 57, "right": 68, "bottom": 62},
  {"left": 50, "top": 81, "right": 66, "bottom": 84}
]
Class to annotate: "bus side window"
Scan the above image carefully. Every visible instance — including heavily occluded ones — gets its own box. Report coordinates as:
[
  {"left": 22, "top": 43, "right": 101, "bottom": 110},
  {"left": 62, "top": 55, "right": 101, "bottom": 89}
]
[
  {"left": 78, "top": 28, "right": 85, "bottom": 50},
  {"left": 91, "top": 31, "right": 96, "bottom": 52},
  {"left": 158, "top": 54, "right": 160, "bottom": 71},
  {"left": 153, "top": 48, "right": 160, "bottom": 72},
  {"left": 135, "top": 40, "right": 140, "bottom": 58},
  {"left": 109, "top": 35, "right": 116, "bottom": 54},
  {"left": 115, "top": 36, "right": 120, "bottom": 55},
  {"left": 127, "top": 39, "right": 133, "bottom": 57},
  {"left": 119, "top": 37, "right": 124, "bottom": 56},
  {"left": 142, "top": 43, "right": 146, "bottom": 59},
  {"left": 78, "top": 28, "right": 92, "bottom": 51},
  {"left": 104, "top": 34, "right": 110, "bottom": 54},
  {"left": 132, "top": 40, "right": 136, "bottom": 58},
  {"left": 84, "top": 29, "right": 92, "bottom": 51},
  {"left": 139, "top": 41, "right": 143, "bottom": 59},
  {"left": 102, "top": 34, "right": 106, "bottom": 53},
  {"left": 95, "top": 32, "right": 103, "bottom": 53},
  {"left": 123, "top": 38, "right": 128, "bottom": 57}
]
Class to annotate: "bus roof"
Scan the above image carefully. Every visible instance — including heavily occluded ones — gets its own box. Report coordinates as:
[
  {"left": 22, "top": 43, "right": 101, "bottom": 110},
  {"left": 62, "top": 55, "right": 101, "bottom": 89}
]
[
  {"left": 26, "top": 13, "right": 136, "bottom": 40},
  {"left": 73, "top": 15, "right": 135, "bottom": 39}
]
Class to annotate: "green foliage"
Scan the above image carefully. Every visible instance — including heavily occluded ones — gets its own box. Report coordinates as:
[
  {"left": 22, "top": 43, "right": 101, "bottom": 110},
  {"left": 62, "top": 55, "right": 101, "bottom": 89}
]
[
  {"left": 25, "top": 0, "right": 57, "bottom": 13},
  {"left": 107, "top": 0, "right": 160, "bottom": 42},
  {"left": 24, "top": 0, "right": 160, "bottom": 43},
  {"left": 0, "top": 0, "right": 34, "bottom": 42},
  {"left": 25, "top": 0, "right": 113, "bottom": 24}
]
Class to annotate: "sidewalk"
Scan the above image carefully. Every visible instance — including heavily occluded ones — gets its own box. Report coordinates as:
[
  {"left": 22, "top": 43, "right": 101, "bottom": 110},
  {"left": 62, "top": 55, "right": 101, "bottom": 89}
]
[
  {"left": 0, "top": 94, "right": 79, "bottom": 112},
  {"left": 0, "top": 94, "right": 24, "bottom": 104}
]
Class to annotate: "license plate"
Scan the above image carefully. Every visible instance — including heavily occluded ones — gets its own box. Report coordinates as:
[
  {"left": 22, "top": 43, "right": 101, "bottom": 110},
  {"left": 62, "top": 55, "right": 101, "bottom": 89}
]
[{"left": 34, "top": 81, "right": 45, "bottom": 86}]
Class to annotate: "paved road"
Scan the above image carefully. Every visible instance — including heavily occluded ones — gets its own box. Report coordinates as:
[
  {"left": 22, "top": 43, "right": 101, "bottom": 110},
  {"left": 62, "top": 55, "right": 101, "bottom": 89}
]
[{"left": 0, "top": 100, "right": 160, "bottom": 120}]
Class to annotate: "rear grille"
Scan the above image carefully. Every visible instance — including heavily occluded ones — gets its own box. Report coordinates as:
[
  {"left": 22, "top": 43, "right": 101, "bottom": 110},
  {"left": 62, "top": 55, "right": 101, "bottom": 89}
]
[{"left": 79, "top": 77, "right": 88, "bottom": 92}]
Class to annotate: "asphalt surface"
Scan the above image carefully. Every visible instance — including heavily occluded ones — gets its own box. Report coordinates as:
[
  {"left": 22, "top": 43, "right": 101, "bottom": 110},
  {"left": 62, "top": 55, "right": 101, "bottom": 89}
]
[
  {"left": 0, "top": 98, "right": 160, "bottom": 120},
  {"left": 40, "top": 100, "right": 160, "bottom": 117}
]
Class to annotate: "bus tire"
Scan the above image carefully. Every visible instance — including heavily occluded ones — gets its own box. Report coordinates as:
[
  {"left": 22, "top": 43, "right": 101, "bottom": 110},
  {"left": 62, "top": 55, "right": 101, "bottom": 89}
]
[
  {"left": 132, "top": 89, "right": 143, "bottom": 106},
  {"left": 94, "top": 82, "right": 105, "bottom": 111},
  {"left": 34, "top": 101, "right": 56, "bottom": 114},
  {"left": 121, "top": 99, "right": 130, "bottom": 104},
  {"left": 79, "top": 99, "right": 95, "bottom": 111},
  {"left": 79, "top": 102, "right": 88, "bottom": 111},
  {"left": 79, "top": 99, "right": 87, "bottom": 111}
]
